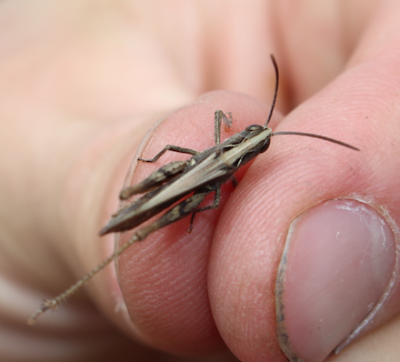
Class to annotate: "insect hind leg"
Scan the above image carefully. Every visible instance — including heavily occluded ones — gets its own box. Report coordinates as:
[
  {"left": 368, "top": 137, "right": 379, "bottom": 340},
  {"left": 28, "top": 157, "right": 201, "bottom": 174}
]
[{"left": 119, "top": 160, "right": 188, "bottom": 200}]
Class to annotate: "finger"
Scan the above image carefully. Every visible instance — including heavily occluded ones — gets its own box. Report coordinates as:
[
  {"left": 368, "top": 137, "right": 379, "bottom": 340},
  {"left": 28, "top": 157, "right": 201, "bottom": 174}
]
[
  {"left": 0, "top": 2, "right": 198, "bottom": 359},
  {"left": 109, "top": 91, "right": 280, "bottom": 354},
  {"left": 209, "top": 5, "right": 400, "bottom": 362}
]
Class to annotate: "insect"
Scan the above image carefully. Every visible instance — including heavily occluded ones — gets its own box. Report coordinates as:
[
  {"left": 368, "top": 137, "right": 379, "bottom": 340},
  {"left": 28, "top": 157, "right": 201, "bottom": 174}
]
[{"left": 28, "top": 55, "right": 359, "bottom": 325}]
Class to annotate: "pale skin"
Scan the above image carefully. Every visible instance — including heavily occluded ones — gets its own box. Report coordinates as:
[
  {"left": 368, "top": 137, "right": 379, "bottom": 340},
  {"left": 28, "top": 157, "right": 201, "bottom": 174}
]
[{"left": 1, "top": 0, "right": 400, "bottom": 361}]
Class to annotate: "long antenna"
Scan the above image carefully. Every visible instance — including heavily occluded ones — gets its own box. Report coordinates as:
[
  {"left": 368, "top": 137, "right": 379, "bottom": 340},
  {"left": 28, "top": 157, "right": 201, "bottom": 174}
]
[
  {"left": 271, "top": 131, "right": 360, "bottom": 151},
  {"left": 265, "top": 54, "right": 279, "bottom": 127},
  {"left": 266, "top": 55, "right": 359, "bottom": 152}
]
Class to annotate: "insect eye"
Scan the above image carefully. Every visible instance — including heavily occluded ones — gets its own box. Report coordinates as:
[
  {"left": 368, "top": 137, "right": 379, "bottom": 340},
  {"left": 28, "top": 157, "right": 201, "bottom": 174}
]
[{"left": 246, "top": 124, "right": 263, "bottom": 132}]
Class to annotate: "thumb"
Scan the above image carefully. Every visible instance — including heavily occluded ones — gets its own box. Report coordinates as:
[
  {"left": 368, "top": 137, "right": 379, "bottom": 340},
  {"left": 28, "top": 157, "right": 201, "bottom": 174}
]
[{"left": 209, "top": 15, "right": 400, "bottom": 362}]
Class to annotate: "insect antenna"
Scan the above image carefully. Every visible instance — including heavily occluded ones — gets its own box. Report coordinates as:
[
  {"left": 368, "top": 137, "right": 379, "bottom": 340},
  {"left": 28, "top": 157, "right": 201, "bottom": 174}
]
[
  {"left": 265, "top": 55, "right": 358, "bottom": 151},
  {"left": 271, "top": 131, "right": 360, "bottom": 151},
  {"left": 264, "top": 54, "right": 279, "bottom": 127}
]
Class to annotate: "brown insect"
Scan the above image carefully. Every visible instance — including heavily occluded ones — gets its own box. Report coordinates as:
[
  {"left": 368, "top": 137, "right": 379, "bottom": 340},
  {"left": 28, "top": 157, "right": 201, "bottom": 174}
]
[{"left": 28, "top": 55, "right": 359, "bottom": 325}]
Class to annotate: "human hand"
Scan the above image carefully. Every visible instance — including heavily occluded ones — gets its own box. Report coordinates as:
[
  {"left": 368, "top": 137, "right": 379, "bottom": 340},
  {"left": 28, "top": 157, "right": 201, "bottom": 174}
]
[{"left": 1, "top": 1, "right": 400, "bottom": 362}]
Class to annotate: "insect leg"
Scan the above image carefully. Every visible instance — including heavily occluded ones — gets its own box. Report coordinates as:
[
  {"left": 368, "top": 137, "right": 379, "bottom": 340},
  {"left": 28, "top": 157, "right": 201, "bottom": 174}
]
[
  {"left": 138, "top": 145, "right": 198, "bottom": 163},
  {"left": 230, "top": 176, "right": 239, "bottom": 188},
  {"left": 214, "top": 110, "right": 233, "bottom": 145},
  {"left": 119, "top": 160, "right": 187, "bottom": 200},
  {"left": 187, "top": 188, "right": 221, "bottom": 233},
  {"left": 28, "top": 190, "right": 210, "bottom": 325}
]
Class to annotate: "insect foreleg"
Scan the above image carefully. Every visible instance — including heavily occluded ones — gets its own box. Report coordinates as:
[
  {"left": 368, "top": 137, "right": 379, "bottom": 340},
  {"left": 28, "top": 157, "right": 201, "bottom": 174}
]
[
  {"left": 214, "top": 110, "right": 233, "bottom": 145},
  {"left": 138, "top": 145, "right": 198, "bottom": 163},
  {"left": 188, "top": 188, "right": 221, "bottom": 233}
]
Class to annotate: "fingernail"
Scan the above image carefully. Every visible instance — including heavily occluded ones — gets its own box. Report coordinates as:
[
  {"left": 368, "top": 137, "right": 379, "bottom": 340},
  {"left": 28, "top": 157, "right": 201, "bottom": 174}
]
[{"left": 276, "top": 200, "right": 396, "bottom": 362}]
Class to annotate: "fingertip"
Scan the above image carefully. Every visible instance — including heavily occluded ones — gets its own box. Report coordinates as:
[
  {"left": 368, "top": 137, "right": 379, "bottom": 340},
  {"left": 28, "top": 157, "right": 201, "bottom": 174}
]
[
  {"left": 107, "top": 91, "right": 278, "bottom": 354},
  {"left": 276, "top": 200, "right": 397, "bottom": 361},
  {"left": 208, "top": 49, "right": 400, "bottom": 361}
]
